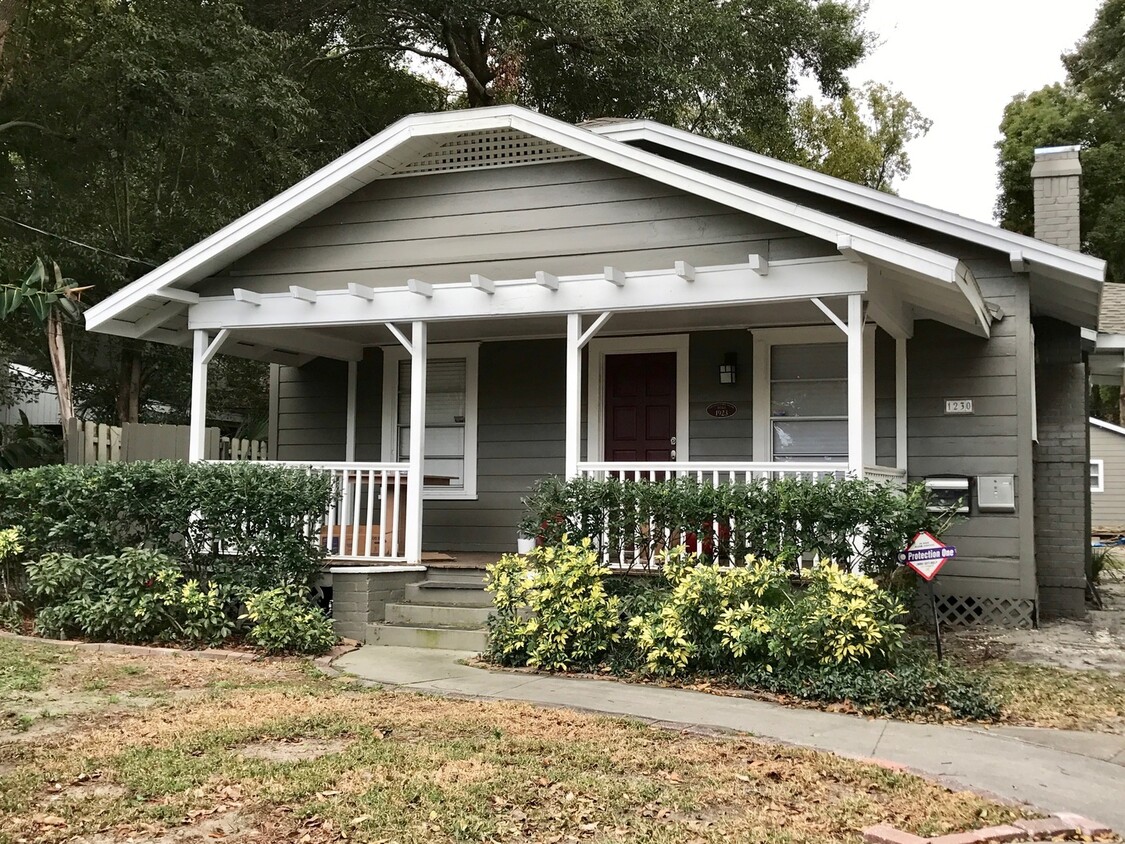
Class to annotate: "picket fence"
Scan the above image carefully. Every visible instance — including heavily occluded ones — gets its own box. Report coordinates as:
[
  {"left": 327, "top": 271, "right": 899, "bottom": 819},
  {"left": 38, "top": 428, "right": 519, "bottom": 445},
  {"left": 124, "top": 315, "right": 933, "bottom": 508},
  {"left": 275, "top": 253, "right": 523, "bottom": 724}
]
[{"left": 65, "top": 419, "right": 267, "bottom": 465}]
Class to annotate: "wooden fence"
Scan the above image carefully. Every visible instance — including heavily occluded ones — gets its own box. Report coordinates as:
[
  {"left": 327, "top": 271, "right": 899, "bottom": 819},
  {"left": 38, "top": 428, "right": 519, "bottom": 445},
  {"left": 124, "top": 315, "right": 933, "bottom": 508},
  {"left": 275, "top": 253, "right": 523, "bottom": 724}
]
[{"left": 65, "top": 419, "right": 267, "bottom": 465}]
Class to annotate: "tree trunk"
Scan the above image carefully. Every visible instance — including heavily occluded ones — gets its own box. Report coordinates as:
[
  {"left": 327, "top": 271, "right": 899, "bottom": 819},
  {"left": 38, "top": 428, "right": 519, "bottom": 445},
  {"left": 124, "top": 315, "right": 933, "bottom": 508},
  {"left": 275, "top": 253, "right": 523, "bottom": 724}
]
[
  {"left": 45, "top": 308, "right": 75, "bottom": 447},
  {"left": 116, "top": 347, "right": 142, "bottom": 424}
]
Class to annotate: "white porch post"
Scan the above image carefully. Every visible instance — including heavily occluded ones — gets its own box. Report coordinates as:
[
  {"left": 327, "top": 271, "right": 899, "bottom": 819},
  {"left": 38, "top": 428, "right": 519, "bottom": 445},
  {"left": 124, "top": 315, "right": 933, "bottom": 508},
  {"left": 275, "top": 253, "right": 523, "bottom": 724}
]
[
  {"left": 189, "top": 330, "right": 209, "bottom": 463},
  {"left": 405, "top": 321, "right": 427, "bottom": 564},
  {"left": 895, "top": 336, "right": 908, "bottom": 471},
  {"left": 847, "top": 294, "right": 866, "bottom": 477},
  {"left": 345, "top": 360, "right": 358, "bottom": 462},
  {"left": 565, "top": 313, "right": 582, "bottom": 479}
]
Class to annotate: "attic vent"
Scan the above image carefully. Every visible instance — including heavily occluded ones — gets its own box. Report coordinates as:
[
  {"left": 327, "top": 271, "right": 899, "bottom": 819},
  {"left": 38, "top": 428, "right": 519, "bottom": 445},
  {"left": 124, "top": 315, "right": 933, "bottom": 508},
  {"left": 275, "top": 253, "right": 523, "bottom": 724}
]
[{"left": 385, "top": 128, "right": 583, "bottom": 177}]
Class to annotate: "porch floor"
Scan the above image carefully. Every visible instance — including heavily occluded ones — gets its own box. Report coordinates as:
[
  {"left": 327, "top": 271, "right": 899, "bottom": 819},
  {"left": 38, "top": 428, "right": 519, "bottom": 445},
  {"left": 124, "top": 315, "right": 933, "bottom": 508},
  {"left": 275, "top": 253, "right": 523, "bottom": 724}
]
[{"left": 326, "top": 551, "right": 501, "bottom": 568}]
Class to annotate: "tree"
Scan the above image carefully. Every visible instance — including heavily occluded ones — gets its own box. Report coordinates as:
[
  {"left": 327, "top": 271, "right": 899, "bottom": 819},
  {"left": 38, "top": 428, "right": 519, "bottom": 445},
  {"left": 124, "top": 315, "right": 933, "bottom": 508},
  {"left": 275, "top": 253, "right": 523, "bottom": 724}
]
[
  {"left": 0, "top": 258, "right": 87, "bottom": 440},
  {"left": 792, "top": 82, "right": 933, "bottom": 192},
  {"left": 995, "top": 0, "right": 1125, "bottom": 281}
]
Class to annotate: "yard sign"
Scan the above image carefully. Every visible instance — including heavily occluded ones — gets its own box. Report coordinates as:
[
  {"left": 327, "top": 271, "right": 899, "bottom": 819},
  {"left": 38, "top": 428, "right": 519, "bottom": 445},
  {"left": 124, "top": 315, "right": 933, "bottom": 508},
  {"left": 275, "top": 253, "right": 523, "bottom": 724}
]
[{"left": 897, "top": 531, "right": 957, "bottom": 581}]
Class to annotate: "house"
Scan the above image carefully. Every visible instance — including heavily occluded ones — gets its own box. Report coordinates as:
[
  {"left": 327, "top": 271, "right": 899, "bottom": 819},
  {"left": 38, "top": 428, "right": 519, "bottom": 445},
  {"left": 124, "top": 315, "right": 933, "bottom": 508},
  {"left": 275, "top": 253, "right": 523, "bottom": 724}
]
[
  {"left": 1090, "top": 417, "right": 1125, "bottom": 533},
  {"left": 84, "top": 107, "right": 1105, "bottom": 633},
  {"left": 1, "top": 364, "right": 61, "bottom": 429}
]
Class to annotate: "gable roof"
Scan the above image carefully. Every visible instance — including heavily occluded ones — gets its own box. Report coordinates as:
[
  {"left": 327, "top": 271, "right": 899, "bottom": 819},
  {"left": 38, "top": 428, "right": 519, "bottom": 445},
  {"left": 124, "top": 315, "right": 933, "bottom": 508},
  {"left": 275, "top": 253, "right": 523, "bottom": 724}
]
[
  {"left": 1092, "top": 417, "right": 1125, "bottom": 437},
  {"left": 85, "top": 105, "right": 1104, "bottom": 348}
]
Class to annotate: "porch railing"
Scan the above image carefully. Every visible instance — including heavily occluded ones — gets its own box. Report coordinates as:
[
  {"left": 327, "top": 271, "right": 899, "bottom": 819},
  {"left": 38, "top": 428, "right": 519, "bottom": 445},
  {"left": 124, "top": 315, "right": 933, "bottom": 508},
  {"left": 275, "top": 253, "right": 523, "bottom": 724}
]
[
  {"left": 577, "top": 461, "right": 849, "bottom": 483},
  {"left": 270, "top": 461, "right": 412, "bottom": 562}
]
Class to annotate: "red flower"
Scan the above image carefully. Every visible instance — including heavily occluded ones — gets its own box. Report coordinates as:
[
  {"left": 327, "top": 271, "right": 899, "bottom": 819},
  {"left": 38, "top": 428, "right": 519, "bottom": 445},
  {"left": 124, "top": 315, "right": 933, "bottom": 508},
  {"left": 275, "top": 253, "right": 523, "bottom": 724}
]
[{"left": 143, "top": 578, "right": 155, "bottom": 588}]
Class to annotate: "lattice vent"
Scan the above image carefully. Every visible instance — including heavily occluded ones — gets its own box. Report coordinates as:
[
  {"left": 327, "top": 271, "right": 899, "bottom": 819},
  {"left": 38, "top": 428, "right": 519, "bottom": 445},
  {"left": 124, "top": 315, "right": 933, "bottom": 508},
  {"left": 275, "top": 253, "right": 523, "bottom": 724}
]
[
  {"left": 386, "top": 128, "right": 584, "bottom": 177},
  {"left": 927, "top": 594, "right": 1036, "bottom": 629}
]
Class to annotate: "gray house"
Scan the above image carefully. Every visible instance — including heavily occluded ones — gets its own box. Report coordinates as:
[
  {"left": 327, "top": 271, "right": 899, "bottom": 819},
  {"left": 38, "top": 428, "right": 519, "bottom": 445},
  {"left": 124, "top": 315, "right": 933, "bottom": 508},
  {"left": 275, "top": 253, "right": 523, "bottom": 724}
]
[
  {"left": 86, "top": 107, "right": 1104, "bottom": 631},
  {"left": 1091, "top": 417, "right": 1125, "bottom": 532}
]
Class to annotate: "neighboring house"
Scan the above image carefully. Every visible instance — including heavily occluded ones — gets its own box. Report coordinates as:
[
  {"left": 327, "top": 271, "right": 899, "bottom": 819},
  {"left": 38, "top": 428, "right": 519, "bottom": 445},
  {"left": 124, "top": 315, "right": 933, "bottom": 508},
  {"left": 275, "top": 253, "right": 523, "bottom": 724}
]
[
  {"left": 1, "top": 364, "right": 61, "bottom": 428},
  {"left": 1090, "top": 417, "right": 1125, "bottom": 532},
  {"left": 84, "top": 107, "right": 1105, "bottom": 629}
]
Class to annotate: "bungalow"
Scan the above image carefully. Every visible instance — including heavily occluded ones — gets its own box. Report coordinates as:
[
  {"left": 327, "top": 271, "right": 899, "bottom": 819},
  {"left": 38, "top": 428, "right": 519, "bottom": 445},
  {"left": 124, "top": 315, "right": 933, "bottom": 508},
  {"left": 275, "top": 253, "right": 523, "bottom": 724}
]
[{"left": 85, "top": 108, "right": 1105, "bottom": 633}]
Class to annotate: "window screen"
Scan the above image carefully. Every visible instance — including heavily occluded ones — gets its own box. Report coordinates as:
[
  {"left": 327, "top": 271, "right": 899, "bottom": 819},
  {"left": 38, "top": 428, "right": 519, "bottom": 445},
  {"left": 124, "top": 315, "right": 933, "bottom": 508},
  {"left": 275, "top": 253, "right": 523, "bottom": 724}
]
[
  {"left": 770, "top": 343, "right": 847, "bottom": 462},
  {"left": 397, "top": 358, "right": 467, "bottom": 490}
]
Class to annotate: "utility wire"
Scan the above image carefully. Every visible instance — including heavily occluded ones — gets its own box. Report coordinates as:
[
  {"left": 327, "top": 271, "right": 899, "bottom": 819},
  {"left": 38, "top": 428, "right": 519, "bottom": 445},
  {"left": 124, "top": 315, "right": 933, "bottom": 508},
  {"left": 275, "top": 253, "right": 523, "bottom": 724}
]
[{"left": 0, "top": 214, "right": 158, "bottom": 267}]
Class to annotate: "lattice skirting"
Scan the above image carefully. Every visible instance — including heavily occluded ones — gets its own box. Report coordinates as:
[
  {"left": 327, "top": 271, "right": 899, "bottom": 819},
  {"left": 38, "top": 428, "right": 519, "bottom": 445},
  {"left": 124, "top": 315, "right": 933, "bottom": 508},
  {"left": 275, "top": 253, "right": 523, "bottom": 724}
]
[{"left": 923, "top": 594, "right": 1036, "bottom": 629}]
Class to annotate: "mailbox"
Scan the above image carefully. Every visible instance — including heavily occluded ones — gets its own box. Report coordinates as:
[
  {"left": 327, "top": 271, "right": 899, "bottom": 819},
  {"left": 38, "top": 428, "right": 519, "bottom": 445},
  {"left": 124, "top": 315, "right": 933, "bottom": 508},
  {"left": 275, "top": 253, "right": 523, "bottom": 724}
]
[
  {"left": 924, "top": 477, "right": 970, "bottom": 514},
  {"left": 977, "top": 475, "right": 1016, "bottom": 512}
]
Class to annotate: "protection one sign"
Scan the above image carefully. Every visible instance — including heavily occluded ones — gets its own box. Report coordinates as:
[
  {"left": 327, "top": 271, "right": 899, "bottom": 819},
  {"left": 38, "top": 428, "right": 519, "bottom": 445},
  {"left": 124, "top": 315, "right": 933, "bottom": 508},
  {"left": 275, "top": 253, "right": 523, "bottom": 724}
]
[{"left": 897, "top": 531, "right": 956, "bottom": 581}]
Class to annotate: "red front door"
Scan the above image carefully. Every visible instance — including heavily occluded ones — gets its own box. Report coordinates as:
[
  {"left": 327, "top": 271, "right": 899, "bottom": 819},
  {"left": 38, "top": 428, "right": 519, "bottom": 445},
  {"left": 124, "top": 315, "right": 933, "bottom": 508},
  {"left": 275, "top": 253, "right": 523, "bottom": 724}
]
[{"left": 604, "top": 352, "right": 676, "bottom": 462}]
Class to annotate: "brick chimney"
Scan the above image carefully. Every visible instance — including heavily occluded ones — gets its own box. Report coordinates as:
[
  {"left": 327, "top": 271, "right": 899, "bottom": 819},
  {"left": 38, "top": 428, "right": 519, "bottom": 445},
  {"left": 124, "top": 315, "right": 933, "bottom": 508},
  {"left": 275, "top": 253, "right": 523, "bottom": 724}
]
[{"left": 1031, "top": 145, "right": 1082, "bottom": 251}]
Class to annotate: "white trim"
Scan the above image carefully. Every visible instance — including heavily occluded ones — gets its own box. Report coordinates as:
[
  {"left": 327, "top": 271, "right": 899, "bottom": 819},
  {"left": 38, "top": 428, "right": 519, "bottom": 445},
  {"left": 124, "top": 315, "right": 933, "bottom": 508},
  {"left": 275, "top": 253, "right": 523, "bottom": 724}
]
[
  {"left": 847, "top": 295, "right": 865, "bottom": 475},
  {"left": 189, "top": 330, "right": 209, "bottom": 463},
  {"left": 896, "top": 337, "right": 908, "bottom": 471},
  {"left": 405, "top": 321, "right": 427, "bottom": 564},
  {"left": 750, "top": 323, "right": 875, "bottom": 465},
  {"left": 345, "top": 360, "right": 358, "bottom": 462},
  {"left": 87, "top": 105, "right": 1004, "bottom": 340},
  {"left": 1091, "top": 458, "right": 1105, "bottom": 494},
  {"left": 381, "top": 341, "right": 480, "bottom": 500},
  {"left": 586, "top": 334, "right": 690, "bottom": 463},
  {"left": 863, "top": 326, "right": 876, "bottom": 466},
  {"left": 565, "top": 314, "right": 583, "bottom": 479},
  {"left": 1090, "top": 416, "right": 1125, "bottom": 437},
  {"left": 589, "top": 119, "right": 1105, "bottom": 284},
  {"left": 329, "top": 565, "right": 426, "bottom": 574}
]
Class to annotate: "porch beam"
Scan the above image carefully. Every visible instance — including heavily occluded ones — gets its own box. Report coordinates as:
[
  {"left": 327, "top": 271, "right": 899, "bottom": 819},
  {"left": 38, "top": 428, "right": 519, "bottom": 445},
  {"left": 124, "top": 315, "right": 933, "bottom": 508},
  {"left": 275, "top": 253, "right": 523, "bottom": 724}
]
[
  {"left": 238, "top": 328, "right": 364, "bottom": 362},
  {"left": 405, "top": 321, "right": 427, "bottom": 564},
  {"left": 188, "top": 258, "right": 868, "bottom": 332},
  {"left": 748, "top": 254, "right": 769, "bottom": 276},
  {"left": 810, "top": 297, "right": 848, "bottom": 333},
  {"left": 189, "top": 330, "right": 210, "bottom": 463},
  {"left": 565, "top": 314, "right": 582, "bottom": 479},
  {"left": 133, "top": 300, "right": 184, "bottom": 338},
  {"left": 674, "top": 260, "right": 696, "bottom": 282},
  {"left": 234, "top": 288, "right": 262, "bottom": 306},
  {"left": 603, "top": 266, "right": 626, "bottom": 287},
  {"left": 347, "top": 283, "right": 376, "bottom": 301},
  {"left": 470, "top": 274, "right": 495, "bottom": 294},
  {"left": 407, "top": 278, "right": 434, "bottom": 298},
  {"left": 847, "top": 294, "right": 865, "bottom": 477},
  {"left": 290, "top": 285, "right": 317, "bottom": 303},
  {"left": 152, "top": 288, "right": 200, "bottom": 305}
]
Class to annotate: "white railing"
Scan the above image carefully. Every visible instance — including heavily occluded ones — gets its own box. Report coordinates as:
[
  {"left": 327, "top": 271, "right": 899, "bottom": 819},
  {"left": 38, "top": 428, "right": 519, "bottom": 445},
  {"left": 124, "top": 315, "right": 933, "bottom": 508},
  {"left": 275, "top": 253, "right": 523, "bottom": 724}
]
[
  {"left": 270, "top": 461, "right": 412, "bottom": 562},
  {"left": 578, "top": 461, "right": 849, "bottom": 483},
  {"left": 863, "top": 464, "right": 908, "bottom": 487}
]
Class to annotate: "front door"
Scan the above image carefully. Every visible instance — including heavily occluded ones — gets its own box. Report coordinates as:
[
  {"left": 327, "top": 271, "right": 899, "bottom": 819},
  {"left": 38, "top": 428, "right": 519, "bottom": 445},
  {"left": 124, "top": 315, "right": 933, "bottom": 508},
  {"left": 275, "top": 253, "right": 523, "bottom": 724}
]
[{"left": 604, "top": 352, "right": 676, "bottom": 462}]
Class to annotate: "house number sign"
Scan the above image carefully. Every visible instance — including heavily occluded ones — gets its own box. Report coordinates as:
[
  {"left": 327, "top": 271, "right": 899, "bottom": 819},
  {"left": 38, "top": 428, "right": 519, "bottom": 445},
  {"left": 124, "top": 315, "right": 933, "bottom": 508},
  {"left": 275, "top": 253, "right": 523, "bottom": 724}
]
[
  {"left": 944, "top": 399, "right": 973, "bottom": 415},
  {"left": 706, "top": 402, "right": 737, "bottom": 418}
]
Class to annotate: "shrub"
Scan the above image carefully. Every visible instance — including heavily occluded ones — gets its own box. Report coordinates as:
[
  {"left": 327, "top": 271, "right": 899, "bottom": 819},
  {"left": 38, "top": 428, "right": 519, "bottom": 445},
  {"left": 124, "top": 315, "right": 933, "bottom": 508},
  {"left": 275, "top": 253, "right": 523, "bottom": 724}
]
[
  {"left": 520, "top": 475, "right": 955, "bottom": 580},
  {"left": 26, "top": 548, "right": 233, "bottom": 646},
  {"left": 0, "top": 527, "right": 23, "bottom": 629},
  {"left": 629, "top": 550, "right": 907, "bottom": 675},
  {"left": 243, "top": 584, "right": 337, "bottom": 655},
  {"left": 486, "top": 538, "right": 621, "bottom": 671},
  {"left": 0, "top": 461, "right": 334, "bottom": 591},
  {"left": 735, "top": 659, "right": 1001, "bottom": 721}
]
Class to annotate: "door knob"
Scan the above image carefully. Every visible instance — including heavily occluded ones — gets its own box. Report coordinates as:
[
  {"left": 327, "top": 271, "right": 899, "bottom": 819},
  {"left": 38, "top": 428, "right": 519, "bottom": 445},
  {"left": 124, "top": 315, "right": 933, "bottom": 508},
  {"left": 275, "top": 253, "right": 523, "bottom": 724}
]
[{"left": 670, "top": 449, "right": 677, "bottom": 459}]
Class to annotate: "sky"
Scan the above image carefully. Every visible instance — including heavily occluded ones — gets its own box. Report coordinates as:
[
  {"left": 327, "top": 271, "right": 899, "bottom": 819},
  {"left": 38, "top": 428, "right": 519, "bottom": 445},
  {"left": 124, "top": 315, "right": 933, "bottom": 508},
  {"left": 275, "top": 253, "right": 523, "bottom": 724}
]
[{"left": 853, "top": 0, "right": 1103, "bottom": 224}]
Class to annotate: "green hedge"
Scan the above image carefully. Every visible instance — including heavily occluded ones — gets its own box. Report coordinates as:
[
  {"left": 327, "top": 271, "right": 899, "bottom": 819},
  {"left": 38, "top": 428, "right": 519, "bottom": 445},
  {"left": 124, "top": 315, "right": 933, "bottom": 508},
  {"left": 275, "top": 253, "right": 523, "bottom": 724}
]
[
  {"left": 0, "top": 461, "right": 334, "bottom": 591},
  {"left": 520, "top": 475, "right": 953, "bottom": 580}
]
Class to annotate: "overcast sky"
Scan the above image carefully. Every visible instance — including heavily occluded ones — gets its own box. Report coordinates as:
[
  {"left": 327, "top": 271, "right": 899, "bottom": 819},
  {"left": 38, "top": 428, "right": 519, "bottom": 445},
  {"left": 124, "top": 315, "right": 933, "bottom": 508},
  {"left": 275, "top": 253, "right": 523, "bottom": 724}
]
[{"left": 853, "top": 0, "right": 1103, "bottom": 224}]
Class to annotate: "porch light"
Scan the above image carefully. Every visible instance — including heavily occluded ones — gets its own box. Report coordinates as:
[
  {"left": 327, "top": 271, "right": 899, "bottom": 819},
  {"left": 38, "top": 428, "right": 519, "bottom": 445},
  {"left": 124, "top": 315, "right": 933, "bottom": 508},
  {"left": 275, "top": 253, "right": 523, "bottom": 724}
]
[{"left": 719, "top": 352, "right": 738, "bottom": 385}]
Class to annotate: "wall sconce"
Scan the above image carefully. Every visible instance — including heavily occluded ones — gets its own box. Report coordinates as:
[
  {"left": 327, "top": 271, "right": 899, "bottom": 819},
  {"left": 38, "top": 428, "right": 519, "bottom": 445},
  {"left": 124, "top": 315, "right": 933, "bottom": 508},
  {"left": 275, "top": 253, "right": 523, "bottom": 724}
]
[{"left": 719, "top": 352, "right": 737, "bottom": 385}]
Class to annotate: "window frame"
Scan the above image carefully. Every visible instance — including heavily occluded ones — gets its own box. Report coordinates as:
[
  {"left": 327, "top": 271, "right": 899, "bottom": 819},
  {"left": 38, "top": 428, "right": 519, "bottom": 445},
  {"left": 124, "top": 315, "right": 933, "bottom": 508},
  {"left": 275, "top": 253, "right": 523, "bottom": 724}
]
[
  {"left": 381, "top": 342, "right": 480, "bottom": 501},
  {"left": 1091, "top": 458, "right": 1105, "bottom": 494}
]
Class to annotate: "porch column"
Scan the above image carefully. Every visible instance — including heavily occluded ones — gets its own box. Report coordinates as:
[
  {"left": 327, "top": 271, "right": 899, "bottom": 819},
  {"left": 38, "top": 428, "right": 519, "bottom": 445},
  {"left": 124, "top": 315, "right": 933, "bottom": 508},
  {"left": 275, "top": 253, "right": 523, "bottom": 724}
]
[
  {"left": 896, "top": 336, "right": 908, "bottom": 471},
  {"left": 405, "top": 321, "right": 427, "bottom": 564},
  {"left": 847, "top": 294, "right": 866, "bottom": 477},
  {"left": 188, "top": 330, "right": 209, "bottom": 463},
  {"left": 345, "top": 360, "right": 358, "bottom": 462},
  {"left": 565, "top": 313, "right": 582, "bottom": 479}
]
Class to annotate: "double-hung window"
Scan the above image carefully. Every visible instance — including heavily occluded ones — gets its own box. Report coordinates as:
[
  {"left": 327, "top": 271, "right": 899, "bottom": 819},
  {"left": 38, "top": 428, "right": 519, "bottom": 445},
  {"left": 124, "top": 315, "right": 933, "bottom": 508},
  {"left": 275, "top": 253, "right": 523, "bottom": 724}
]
[
  {"left": 382, "top": 343, "right": 479, "bottom": 499},
  {"left": 769, "top": 342, "right": 848, "bottom": 462},
  {"left": 1091, "top": 459, "right": 1105, "bottom": 493}
]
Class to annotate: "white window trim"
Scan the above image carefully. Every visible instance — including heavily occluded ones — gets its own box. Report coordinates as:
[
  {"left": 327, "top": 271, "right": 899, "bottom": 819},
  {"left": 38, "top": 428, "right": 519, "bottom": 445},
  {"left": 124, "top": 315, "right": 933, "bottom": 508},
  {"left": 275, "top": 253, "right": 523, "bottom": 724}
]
[
  {"left": 1091, "top": 458, "right": 1105, "bottom": 494},
  {"left": 586, "top": 334, "right": 690, "bottom": 463},
  {"left": 381, "top": 341, "right": 480, "bottom": 500},
  {"left": 751, "top": 324, "right": 875, "bottom": 463}
]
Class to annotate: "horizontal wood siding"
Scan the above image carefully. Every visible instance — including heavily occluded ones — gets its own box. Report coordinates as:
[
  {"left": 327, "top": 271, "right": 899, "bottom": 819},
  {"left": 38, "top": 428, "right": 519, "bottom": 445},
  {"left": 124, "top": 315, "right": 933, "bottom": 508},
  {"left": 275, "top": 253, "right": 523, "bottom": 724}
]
[
  {"left": 275, "top": 357, "right": 348, "bottom": 461},
  {"left": 874, "top": 328, "right": 896, "bottom": 466},
  {"left": 202, "top": 160, "right": 830, "bottom": 296},
  {"left": 1091, "top": 425, "right": 1125, "bottom": 530},
  {"left": 906, "top": 271, "right": 1029, "bottom": 592},
  {"left": 688, "top": 330, "right": 754, "bottom": 460}
]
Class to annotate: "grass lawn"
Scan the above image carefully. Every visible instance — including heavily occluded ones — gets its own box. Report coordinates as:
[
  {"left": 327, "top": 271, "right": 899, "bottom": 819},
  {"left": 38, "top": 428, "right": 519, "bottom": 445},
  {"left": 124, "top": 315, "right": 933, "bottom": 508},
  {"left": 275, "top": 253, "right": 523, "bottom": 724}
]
[{"left": 0, "top": 638, "right": 1035, "bottom": 844}]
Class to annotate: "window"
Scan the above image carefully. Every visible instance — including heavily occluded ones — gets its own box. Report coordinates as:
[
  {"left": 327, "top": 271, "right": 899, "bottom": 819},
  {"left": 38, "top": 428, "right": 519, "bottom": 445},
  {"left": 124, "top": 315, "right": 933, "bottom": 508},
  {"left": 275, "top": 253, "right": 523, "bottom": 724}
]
[
  {"left": 1091, "top": 459, "right": 1105, "bottom": 493},
  {"left": 382, "top": 343, "right": 479, "bottom": 500},
  {"left": 770, "top": 342, "right": 848, "bottom": 463}
]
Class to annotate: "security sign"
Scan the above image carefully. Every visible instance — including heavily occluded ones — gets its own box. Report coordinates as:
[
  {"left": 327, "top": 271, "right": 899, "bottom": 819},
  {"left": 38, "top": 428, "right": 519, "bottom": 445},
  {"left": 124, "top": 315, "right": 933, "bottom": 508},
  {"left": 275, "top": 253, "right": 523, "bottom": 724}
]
[{"left": 897, "top": 531, "right": 956, "bottom": 581}]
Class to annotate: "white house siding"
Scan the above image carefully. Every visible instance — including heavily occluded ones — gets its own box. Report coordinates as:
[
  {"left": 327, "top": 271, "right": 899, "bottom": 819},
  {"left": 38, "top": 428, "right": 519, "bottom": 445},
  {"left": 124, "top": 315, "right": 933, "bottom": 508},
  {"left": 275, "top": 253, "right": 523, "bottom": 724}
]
[{"left": 1092, "top": 424, "right": 1125, "bottom": 530}]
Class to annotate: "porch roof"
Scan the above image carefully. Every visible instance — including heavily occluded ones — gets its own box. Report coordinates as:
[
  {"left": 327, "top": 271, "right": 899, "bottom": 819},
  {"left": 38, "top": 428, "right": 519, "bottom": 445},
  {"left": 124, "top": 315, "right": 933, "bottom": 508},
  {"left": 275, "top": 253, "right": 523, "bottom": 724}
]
[{"left": 84, "top": 105, "right": 1059, "bottom": 363}]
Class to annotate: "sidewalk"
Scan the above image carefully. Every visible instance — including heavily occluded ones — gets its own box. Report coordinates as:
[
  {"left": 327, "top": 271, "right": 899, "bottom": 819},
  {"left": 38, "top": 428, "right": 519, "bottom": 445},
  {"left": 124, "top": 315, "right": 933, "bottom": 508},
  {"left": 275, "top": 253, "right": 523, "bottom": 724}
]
[{"left": 335, "top": 646, "right": 1125, "bottom": 830}]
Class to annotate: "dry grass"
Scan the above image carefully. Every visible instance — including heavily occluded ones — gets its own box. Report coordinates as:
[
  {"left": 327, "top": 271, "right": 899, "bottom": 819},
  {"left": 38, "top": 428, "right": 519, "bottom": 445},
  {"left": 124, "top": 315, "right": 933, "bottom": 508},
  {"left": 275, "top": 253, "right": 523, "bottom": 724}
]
[
  {"left": 974, "top": 661, "right": 1125, "bottom": 733},
  {"left": 0, "top": 640, "right": 1035, "bottom": 844}
]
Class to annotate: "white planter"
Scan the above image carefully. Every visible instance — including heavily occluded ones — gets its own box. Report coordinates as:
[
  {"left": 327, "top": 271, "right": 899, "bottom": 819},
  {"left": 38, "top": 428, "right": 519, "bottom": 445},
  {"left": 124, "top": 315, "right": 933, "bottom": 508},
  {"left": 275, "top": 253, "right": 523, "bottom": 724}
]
[{"left": 516, "top": 536, "right": 536, "bottom": 555}]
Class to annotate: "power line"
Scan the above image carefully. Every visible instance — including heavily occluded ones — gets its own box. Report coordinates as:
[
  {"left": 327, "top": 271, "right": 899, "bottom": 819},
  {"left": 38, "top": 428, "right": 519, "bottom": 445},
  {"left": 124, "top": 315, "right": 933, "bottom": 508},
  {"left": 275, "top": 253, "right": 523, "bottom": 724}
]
[{"left": 0, "top": 214, "right": 158, "bottom": 267}]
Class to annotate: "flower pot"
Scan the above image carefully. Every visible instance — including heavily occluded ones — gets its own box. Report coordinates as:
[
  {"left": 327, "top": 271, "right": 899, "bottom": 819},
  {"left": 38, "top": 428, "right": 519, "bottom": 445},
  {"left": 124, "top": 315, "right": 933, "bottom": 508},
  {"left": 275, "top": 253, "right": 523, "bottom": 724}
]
[{"left": 516, "top": 536, "right": 536, "bottom": 555}]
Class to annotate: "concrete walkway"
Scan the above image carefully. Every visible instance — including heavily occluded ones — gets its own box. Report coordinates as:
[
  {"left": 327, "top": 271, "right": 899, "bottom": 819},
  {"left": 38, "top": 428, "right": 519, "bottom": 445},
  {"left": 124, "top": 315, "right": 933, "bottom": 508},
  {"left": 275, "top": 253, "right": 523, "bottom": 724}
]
[{"left": 335, "top": 646, "right": 1125, "bottom": 830}]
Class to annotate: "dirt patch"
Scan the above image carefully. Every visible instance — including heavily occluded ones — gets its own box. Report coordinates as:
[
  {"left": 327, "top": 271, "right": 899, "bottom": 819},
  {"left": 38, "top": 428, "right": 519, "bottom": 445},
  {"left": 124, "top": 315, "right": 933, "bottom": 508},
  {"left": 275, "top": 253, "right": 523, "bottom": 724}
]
[
  {"left": 236, "top": 737, "right": 353, "bottom": 763},
  {"left": 949, "top": 581, "right": 1125, "bottom": 674},
  {"left": 42, "top": 773, "right": 127, "bottom": 803},
  {"left": 73, "top": 811, "right": 255, "bottom": 843}
]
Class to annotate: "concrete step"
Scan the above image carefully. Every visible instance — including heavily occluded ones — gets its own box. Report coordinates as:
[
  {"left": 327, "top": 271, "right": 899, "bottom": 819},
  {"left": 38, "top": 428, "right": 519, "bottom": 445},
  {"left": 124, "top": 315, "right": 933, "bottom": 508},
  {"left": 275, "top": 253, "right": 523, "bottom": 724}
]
[
  {"left": 366, "top": 623, "right": 488, "bottom": 652},
  {"left": 405, "top": 581, "right": 494, "bottom": 607},
  {"left": 424, "top": 566, "right": 490, "bottom": 584},
  {"left": 385, "top": 602, "right": 493, "bottom": 628}
]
